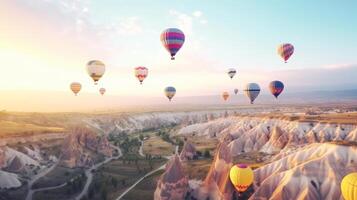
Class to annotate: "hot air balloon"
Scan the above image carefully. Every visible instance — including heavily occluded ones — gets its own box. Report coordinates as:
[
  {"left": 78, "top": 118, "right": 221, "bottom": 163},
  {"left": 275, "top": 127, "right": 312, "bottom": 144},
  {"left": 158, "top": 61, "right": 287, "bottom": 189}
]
[
  {"left": 134, "top": 66, "right": 148, "bottom": 84},
  {"left": 269, "top": 80, "right": 284, "bottom": 99},
  {"left": 341, "top": 173, "right": 357, "bottom": 200},
  {"left": 99, "top": 88, "right": 106, "bottom": 96},
  {"left": 222, "top": 92, "right": 229, "bottom": 101},
  {"left": 277, "top": 43, "right": 294, "bottom": 63},
  {"left": 70, "top": 82, "right": 81, "bottom": 96},
  {"left": 229, "top": 164, "right": 254, "bottom": 193},
  {"left": 86, "top": 60, "right": 105, "bottom": 84},
  {"left": 164, "top": 86, "right": 176, "bottom": 101},
  {"left": 227, "top": 68, "right": 236, "bottom": 79},
  {"left": 160, "top": 28, "right": 185, "bottom": 60},
  {"left": 234, "top": 88, "right": 239, "bottom": 95},
  {"left": 244, "top": 83, "right": 260, "bottom": 104}
]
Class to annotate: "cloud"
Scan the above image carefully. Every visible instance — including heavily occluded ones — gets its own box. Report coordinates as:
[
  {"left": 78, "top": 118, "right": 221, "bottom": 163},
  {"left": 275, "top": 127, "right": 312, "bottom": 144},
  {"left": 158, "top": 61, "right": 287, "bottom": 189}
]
[
  {"left": 115, "top": 17, "right": 142, "bottom": 35},
  {"left": 169, "top": 10, "right": 208, "bottom": 35},
  {"left": 193, "top": 10, "right": 202, "bottom": 17},
  {"left": 169, "top": 10, "right": 193, "bottom": 35}
]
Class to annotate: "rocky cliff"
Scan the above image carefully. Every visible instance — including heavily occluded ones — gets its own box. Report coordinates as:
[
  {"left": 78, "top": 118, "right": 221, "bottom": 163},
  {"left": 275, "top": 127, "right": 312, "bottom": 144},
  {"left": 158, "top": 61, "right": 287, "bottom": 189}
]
[
  {"left": 180, "top": 141, "right": 197, "bottom": 161},
  {"left": 178, "top": 116, "right": 357, "bottom": 156},
  {"left": 60, "top": 127, "right": 112, "bottom": 168},
  {"left": 251, "top": 143, "right": 357, "bottom": 200},
  {"left": 154, "top": 155, "right": 189, "bottom": 200},
  {"left": 195, "top": 140, "right": 235, "bottom": 200}
]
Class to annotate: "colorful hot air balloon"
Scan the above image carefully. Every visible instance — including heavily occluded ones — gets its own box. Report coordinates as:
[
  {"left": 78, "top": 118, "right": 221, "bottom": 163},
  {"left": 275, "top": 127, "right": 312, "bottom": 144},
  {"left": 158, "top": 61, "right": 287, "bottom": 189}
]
[
  {"left": 277, "top": 43, "right": 294, "bottom": 63},
  {"left": 234, "top": 88, "right": 239, "bottom": 95},
  {"left": 229, "top": 164, "right": 254, "bottom": 193},
  {"left": 227, "top": 68, "right": 236, "bottom": 79},
  {"left": 160, "top": 28, "right": 185, "bottom": 60},
  {"left": 341, "top": 173, "right": 357, "bottom": 200},
  {"left": 269, "top": 80, "right": 284, "bottom": 99},
  {"left": 164, "top": 86, "right": 176, "bottom": 101},
  {"left": 70, "top": 82, "right": 81, "bottom": 96},
  {"left": 134, "top": 66, "right": 148, "bottom": 84},
  {"left": 86, "top": 60, "right": 105, "bottom": 84},
  {"left": 222, "top": 92, "right": 229, "bottom": 101},
  {"left": 99, "top": 88, "right": 106, "bottom": 96},
  {"left": 244, "top": 83, "right": 260, "bottom": 104}
]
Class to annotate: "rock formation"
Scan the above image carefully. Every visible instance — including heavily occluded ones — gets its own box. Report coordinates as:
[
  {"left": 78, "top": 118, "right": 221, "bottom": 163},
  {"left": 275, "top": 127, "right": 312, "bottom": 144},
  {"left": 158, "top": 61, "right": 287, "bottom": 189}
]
[
  {"left": 154, "top": 155, "right": 189, "bottom": 200},
  {"left": 178, "top": 116, "right": 357, "bottom": 156},
  {"left": 180, "top": 141, "right": 197, "bottom": 161},
  {"left": 251, "top": 143, "right": 357, "bottom": 200},
  {"left": 6, "top": 156, "right": 24, "bottom": 172},
  {"left": 196, "top": 140, "right": 235, "bottom": 200},
  {"left": 0, "top": 170, "right": 21, "bottom": 189},
  {"left": 0, "top": 147, "right": 5, "bottom": 168},
  {"left": 60, "top": 126, "right": 112, "bottom": 168}
]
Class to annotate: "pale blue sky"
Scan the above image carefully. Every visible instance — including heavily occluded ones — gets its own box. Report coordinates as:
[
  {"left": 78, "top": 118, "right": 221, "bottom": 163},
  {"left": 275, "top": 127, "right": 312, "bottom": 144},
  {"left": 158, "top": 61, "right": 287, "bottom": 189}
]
[{"left": 1, "top": 0, "right": 357, "bottom": 97}]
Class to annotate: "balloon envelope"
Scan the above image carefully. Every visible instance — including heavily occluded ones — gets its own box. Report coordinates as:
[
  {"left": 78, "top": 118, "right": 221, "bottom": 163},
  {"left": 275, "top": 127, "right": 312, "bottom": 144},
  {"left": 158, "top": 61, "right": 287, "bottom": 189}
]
[
  {"left": 227, "top": 68, "right": 236, "bottom": 79},
  {"left": 234, "top": 88, "right": 238, "bottom": 95},
  {"left": 134, "top": 66, "right": 148, "bottom": 84},
  {"left": 99, "top": 88, "right": 106, "bottom": 95},
  {"left": 70, "top": 82, "right": 81, "bottom": 96},
  {"left": 86, "top": 60, "right": 105, "bottom": 84},
  {"left": 269, "top": 80, "right": 284, "bottom": 98},
  {"left": 160, "top": 28, "right": 185, "bottom": 60},
  {"left": 341, "top": 173, "right": 357, "bottom": 200},
  {"left": 277, "top": 43, "right": 294, "bottom": 63},
  {"left": 222, "top": 92, "right": 229, "bottom": 101},
  {"left": 164, "top": 86, "right": 176, "bottom": 101},
  {"left": 229, "top": 164, "right": 254, "bottom": 192},
  {"left": 244, "top": 83, "right": 260, "bottom": 104}
]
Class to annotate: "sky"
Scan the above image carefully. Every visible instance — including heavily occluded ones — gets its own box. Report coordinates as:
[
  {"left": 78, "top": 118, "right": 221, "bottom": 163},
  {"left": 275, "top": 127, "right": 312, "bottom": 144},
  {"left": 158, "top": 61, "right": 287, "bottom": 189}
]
[{"left": 1, "top": 0, "right": 357, "bottom": 111}]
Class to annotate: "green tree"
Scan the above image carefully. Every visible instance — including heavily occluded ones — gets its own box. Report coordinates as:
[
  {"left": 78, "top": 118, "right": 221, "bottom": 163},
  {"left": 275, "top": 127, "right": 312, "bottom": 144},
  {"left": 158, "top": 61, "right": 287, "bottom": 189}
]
[
  {"left": 111, "top": 177, "right": 118, "bottom": 188},
  {"left": 139, "top": 134, "right": 144, "bottom": 141},
  {"left": 204, "top": 150, "right": 211, "bottom": 158}
]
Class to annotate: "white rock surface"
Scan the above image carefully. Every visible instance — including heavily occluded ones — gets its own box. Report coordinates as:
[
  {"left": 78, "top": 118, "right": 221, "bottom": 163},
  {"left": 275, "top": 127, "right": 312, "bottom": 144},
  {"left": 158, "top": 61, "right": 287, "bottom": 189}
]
[{"left": 0, "top": 170, "right": 21, "bottom": 189}]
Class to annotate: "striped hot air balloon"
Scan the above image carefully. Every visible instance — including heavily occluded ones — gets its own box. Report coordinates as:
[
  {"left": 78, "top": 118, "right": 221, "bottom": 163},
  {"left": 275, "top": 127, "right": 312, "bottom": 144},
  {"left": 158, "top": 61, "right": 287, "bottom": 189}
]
[
  {"left": 86, "top": 60, "right": 105, "bottom": 85},
  {"left": 227, "top": 68, "right": 237, "bottom": 79},
  {"left": 134, "top": 66, "right": 148, "bottom": 84},
  {"left": 229, "top": 164, "right": 254, "bottom": 193},
  {"left": 277, "top": 43, "right": 294, "bottom": 63},
  {"left": 234, "top": 88, "right": 239, "bottom": 95},
  {"left": 164, "top": 86, "right": 176, "bottom": 101},
  {"left": 160, "top": 28, "right": 185, "bottom": 60},
  {"left": 70, "top": 82, "right": 81, "bottom": 96},
  {"left": 244, "top": 83, "right": 260, "bottom": 104},
  {"left": 99, "top": 88, "right": 106, "bottom": 96},
  {"left": 222, "top": 92, "right": 229, "bottom": 101},
  {"left": 341, "top": 173, "right": 357, "bottom": 200},
  {"left": 269, "top": 80, "right": 284, "bottom": 99}
]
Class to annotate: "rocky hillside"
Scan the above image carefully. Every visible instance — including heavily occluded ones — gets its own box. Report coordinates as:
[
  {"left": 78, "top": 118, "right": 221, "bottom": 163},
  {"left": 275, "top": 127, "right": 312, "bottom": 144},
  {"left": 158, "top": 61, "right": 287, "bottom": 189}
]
[
  {"left": 168, "top": 115, "right": 357, "bottom": 200},
  {"left": 60, "top": 126, "right": 113, "bottom": 168},
  {"left": 178, "top": 116, "right": 357, "bottom": 156},
  {"left": 85, "top": 110, "right": 242, "bottom": 135},
  {"left": 252, "top": 143, "right": 357, "bottom": 200}
]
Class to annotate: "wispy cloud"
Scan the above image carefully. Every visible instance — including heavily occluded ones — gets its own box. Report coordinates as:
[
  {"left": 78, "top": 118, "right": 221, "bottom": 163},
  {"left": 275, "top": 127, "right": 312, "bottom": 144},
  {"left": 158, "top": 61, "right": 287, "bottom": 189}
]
[{"left": 169, "top": 9, "right": 208, "bottom": 35}]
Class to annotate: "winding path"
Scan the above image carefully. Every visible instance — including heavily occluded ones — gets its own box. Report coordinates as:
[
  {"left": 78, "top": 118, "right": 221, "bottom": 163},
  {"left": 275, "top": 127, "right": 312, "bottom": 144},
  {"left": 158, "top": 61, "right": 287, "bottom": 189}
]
[
  {"left": 75, "top": 145, "right": 122, "bottom": 200},
  {"left": 25, "top": 162, "right": 59, "bottom": 200},
  {"left": 115, "top": 145, "right": 179, "bottom": 200},
  {"left": 138, "top": 140, "right": 145, "bottom": 157}
]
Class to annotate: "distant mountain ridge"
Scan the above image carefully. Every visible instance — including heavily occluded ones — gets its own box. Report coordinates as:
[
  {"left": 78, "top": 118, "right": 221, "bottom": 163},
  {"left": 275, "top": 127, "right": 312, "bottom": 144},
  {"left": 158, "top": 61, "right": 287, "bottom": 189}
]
[{"left": 1, "top": 89, "right": 357, "bottom": 112}]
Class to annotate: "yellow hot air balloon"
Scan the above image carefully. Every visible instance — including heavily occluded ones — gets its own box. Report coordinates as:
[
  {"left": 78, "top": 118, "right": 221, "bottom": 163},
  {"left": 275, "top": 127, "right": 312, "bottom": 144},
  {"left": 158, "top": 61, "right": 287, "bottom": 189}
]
[
  {"left": 70, "top": 82, "right": 81, "bottom": 96},
  {"left": 222, "top": 92, "right": 229, "bottom": 101},
  {"left": 229, "top": 164, "right": 254, "bottom": 193},
  {"left": 341, "top": 172, "right": 357, "bottom": 200},
  {"left": 99, "top": 88, "right": 106, "bottom": 96},
  {"left": 86, "top": 60, "right": 105, "bottom": 85}
]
